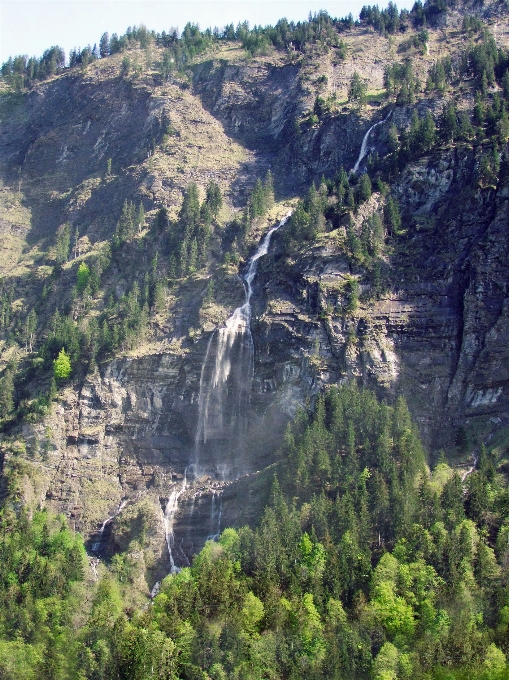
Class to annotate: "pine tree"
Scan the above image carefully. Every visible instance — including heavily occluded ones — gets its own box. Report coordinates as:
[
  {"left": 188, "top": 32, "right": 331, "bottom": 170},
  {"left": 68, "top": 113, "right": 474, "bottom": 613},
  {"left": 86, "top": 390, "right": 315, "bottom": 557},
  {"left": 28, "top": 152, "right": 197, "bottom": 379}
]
[
  {"left": 136, "top": 203, "right": 145, "bottom": 234},
  {"left": 168, "top": 254, "right": 177, "bottom": 279},
  {"left": 99, "top": 33, "right": 110, "bottom": 58},
  {"left": 440, "top": 102, "right": 458, "bottom": 143},
  {"left": 188, "top": 238, "right": 198, "bottom": 273},
  {"left": 55, "top": 223, "right": 71, "bottom": 264},
  {"left": 264, "top": 170, "right": 275, "bottom": 210},
  {"left": 0, "top": 367, "right": 14, "bottom": 418},
  {"left": 348, "top": 71, "right": 367, "bottom": 106},
  {"left": 497, "top": 105, "right": 509, "bottom": 143},
  {"left": 48, "top": 376, "right": 57, "bottom": 402},
  {"left": 357, "top": 173, "right": 372, "bottom": 203},
  {"left": 114, "top": 200, "right": 136, "bottom": 244},
  {"left": 179, "top": 183, "right": 201, "bottom": 240},
  {"left": 24, "top": 309, "right": 37, "bottom": 353},
  {"left": 178, "top": 240, "right": 188, "bottom": 277},
  {"left": 474, "top": 92, "right": 484, "bottom": 127},
  {"left": 250, "top": 178, "right": 266, "bottom": 217},
  {"left": 205, "top": 180, "right": 222, "bottom": 217},
  {"left": 384, "top": 196, "right": 402, "bottom": 235}
]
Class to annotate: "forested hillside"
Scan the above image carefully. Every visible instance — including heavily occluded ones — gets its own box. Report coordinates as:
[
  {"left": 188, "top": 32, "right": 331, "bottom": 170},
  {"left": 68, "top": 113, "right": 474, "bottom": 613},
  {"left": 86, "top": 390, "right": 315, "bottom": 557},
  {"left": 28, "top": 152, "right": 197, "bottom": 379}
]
[
  {"left": 1, "top": 0, "right": 509, "bottom": 676},
  {"left": 1, "top": 386, "right": 509, "bottom": 677}
]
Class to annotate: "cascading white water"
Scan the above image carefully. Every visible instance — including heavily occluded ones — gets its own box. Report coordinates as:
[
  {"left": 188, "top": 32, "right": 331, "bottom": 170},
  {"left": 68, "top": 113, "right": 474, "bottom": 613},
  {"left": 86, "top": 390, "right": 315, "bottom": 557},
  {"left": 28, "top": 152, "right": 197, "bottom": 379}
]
[
  {"left": 91, "top": 499, "right": 127, "bottom": 554},
  {"left": 461, "top": 452, "right": 478, "bottom": 483},
  {"left": 91, "top": 517, "right": 111, "bottom": 553},
  {"left": 351, "top": 110, "right": 392, "bottom": 174},
  {"left": 164, "top": 469, "right": 187, "bottom": 573},
  {"left": 207, "top": 491, "right": 223, "bottom": 540},
  {"left": 193, "top": 213, "right": 291, "bottom": 478},
  {"left": 164, "top": 213, "right": 290, "bottom": 571}
]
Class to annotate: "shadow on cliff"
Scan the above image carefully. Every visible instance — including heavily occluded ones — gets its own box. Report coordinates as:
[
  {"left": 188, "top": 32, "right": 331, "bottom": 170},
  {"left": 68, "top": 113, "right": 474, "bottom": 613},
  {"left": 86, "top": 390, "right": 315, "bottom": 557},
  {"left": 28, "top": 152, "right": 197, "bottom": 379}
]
[{"left": 0, "top": 74, "right": 157, "bottom": 248}]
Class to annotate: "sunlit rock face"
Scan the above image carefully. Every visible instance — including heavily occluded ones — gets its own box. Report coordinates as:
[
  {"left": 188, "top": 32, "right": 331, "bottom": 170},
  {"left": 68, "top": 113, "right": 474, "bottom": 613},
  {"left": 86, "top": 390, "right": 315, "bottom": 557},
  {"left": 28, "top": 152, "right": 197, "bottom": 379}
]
[{"left": 5, "top": 51, "right": 509, "bottom": 572}]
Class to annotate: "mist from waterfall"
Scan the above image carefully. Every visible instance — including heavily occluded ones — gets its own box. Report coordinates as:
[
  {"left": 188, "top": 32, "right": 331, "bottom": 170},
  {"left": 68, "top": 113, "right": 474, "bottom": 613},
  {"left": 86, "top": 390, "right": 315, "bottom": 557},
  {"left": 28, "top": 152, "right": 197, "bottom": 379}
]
[
  {"left": 164, "top": 470, "right": 187, "bottom": 573},
  {"left": 193, "top": 213, "right": 291, "bottom": 479}
]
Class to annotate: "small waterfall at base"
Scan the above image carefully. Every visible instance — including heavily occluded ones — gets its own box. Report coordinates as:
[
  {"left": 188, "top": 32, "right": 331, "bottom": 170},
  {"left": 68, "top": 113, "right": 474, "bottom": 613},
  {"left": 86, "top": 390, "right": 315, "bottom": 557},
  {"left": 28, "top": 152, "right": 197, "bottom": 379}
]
[
  {"left": 91, "top": 518, "right": 111, "bottom": 553},
  {"left": 207, "top": 491, "right": 223, "bottom": 540},
  {"left": 91, "top": 499, "right": 127, "bottom": 554},
  {"left": 164, "top": 470, "right": 188, "bottom": 573},
  {"left": 193, "top": 213, "right": 291, "bottom": 479},
  {"left": 351, "top": 110, "right": 392, "bottom": 174}
]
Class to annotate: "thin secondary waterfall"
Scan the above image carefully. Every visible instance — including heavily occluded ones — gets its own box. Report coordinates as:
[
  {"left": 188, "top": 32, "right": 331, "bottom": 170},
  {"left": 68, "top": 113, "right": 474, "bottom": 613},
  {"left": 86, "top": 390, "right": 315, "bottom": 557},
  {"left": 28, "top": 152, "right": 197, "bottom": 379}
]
[
  {"left": 164, "top": 469, "right": 187, "bottom": 573},
  {"left": 351, "top": 110, "right": 392, "bottom": 174},
  {"left": 207, "top": 491, "right": 223, "bottom": 540},
  {"left": 91, "top": 517, "right": 111, "bottom": 553},
  {"left": 193, "top": 213, "right": 291, "bottom": 478},
  {"left": 91, "top": 499, "right": 127, "bottom": 554},
  {"left": 461, "top": 452, "right": 478, "bottom": 483}
]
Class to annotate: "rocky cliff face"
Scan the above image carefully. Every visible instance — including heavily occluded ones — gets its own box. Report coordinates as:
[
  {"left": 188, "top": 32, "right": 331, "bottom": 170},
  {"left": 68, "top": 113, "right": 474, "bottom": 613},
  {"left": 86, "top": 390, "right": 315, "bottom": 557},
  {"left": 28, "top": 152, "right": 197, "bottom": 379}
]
[
  {"left": 30, "top": 142, "right": 509, "bottom": 575},
  {"left": 2, "top": 21, "right": 509, "bottom": 579}
]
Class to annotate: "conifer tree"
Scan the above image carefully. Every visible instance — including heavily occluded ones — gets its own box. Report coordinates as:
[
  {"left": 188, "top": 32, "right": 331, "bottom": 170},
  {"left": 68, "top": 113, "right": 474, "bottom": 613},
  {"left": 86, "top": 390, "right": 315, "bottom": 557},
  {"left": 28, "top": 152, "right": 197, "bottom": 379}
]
[
  {"left": 23, "top": 309, "right": 37, "bottom": 353},
  {"left": 357, "top": 173, "right": 372, "bottom": 202},
  {"left": 264, "top": 170, "right": 275, "bottom": 210},
  {"left": 99, "top": 32, "right": 110, "bottom": 57},
  {"left": 348, "top": 71, "right": 367, "bottom": 106},
  {"left": 0, "top": 367, "right": 14, "bottom": 418},
  {"left": 205, "top": 180, "right": 222, "bottom": 217}
]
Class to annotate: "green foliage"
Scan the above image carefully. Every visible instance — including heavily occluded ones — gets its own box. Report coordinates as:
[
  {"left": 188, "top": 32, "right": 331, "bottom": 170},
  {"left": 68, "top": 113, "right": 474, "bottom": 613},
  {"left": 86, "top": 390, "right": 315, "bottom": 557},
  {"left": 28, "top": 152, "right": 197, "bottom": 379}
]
[
  {"left": 239, "top": 11, "right": 348, "bottom": 56},
  {"left": 54, "top": 223, "right": 71, "bottom": 265},
  {"left": 76, "top": 262, "right": 90, "bottom": 294},
  {"left": 99, "top": 32, "right": 110, "bottom": 58},
  {"left": 463, "top": 14, "right": 484, "bottom": 34},
  {"left": 440, "top": 102, "right": 459, "bottom": 144},
  {"left": 166, "top": 182, "right": 212, "bottom": 276},
  {"left": 313, "top": 95, "right": 329, "bottom": 117},
  {"left": 0, "top": 366, "right": 15, "bottom": 419},
  {"left": 357, "top": 172, "right": 372, "bottom": 202},
  {"left": 120, "top": 55, "right": 131, "bottom": 77},
  {"left": 345, "top": 277, "right": 359, "bottom": 312},
  {"left": 348, "top": 71, "right": 367, "bottom": 106},
  {"left": 283, "top": 181, "right": 328, "bottom": 247},
  {"left": 53, "top": 347, "right": 71, "bottom": 380},
  {"left": 0, "top": 509, "right": 86, "bottom": 677},
  {"left": 426, "top": 56, "right": 453, "bottom": 93},
  {"left": 385, "top": 196, "right": 402, "bottom": 235},
  {"left": 408, "top": 109, "right": 436, "bottom": 156},
  {"left": 478, "top": 146, "right": 500, "bottom": 188},
  {"left": 205, "top": 180, "right": 223, "bottom": 217},
  {"left": 0, "top": 384, "right": 508, "bottom": 678},
  {"left": 384, "top": 61, "right": 418, "bottom": 103},
  {"left": 1, "top": 47, "right": 65, "bottom": 91},
  {"left": 113, "top": 200, "right": 144, "bottom": 245}
]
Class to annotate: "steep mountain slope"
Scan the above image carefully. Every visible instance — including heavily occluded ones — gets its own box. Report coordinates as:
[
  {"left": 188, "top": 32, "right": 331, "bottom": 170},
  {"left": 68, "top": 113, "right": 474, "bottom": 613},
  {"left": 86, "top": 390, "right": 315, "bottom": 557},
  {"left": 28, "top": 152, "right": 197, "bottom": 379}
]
[{"left": 1, "top": 2, "right": 509, "bottom": 588}]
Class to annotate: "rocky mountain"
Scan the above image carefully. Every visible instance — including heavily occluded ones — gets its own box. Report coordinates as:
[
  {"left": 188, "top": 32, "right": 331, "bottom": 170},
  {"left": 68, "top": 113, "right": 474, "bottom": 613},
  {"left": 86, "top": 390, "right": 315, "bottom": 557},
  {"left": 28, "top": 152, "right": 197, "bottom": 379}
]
[{"left": 1, "top": 2, "right": 509, "bottom": 589}]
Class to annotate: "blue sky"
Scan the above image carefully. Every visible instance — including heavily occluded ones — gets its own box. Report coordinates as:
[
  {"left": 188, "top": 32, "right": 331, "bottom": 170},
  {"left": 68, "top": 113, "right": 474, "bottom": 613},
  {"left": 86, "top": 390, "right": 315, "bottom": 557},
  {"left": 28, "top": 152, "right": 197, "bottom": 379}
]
[{"left": 1, "top": 0, "right": 414, "bottom": 64}]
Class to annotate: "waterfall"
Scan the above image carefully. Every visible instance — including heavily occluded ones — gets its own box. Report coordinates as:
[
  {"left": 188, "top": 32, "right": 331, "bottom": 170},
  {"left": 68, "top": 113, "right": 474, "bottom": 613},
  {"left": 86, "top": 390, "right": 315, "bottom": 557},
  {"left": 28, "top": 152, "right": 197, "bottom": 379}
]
[
  {"left": 164, "top": 470, "right": 187, "bottom": 573},
  {"left": 461, "top": 451, "right": 478, "bottom": 483},
  {"left": 207, "top": 491, "right": 223, "bottom": 540},
  {"left": 91, "top": 517, "right": 111, "bottom": 553},
  {"left": 351, "top": 110, "right": 392, "bottom": 174},
  {"left": 91, "top": 499, "right": 127, "bottom": 554},
  {"left": 193, "top": 213, "right": 291, "bottom": 478}
]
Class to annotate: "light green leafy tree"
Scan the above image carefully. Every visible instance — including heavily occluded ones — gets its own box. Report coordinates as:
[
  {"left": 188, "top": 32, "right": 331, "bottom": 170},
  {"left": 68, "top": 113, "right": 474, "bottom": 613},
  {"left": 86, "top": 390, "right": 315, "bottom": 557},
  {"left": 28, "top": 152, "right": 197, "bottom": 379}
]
[
  {"left": 76, "top": 262, "right": 90, "bottom": 294},
  {"left": 53, "top": 348, "right": 72, "bottom": 380}
]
